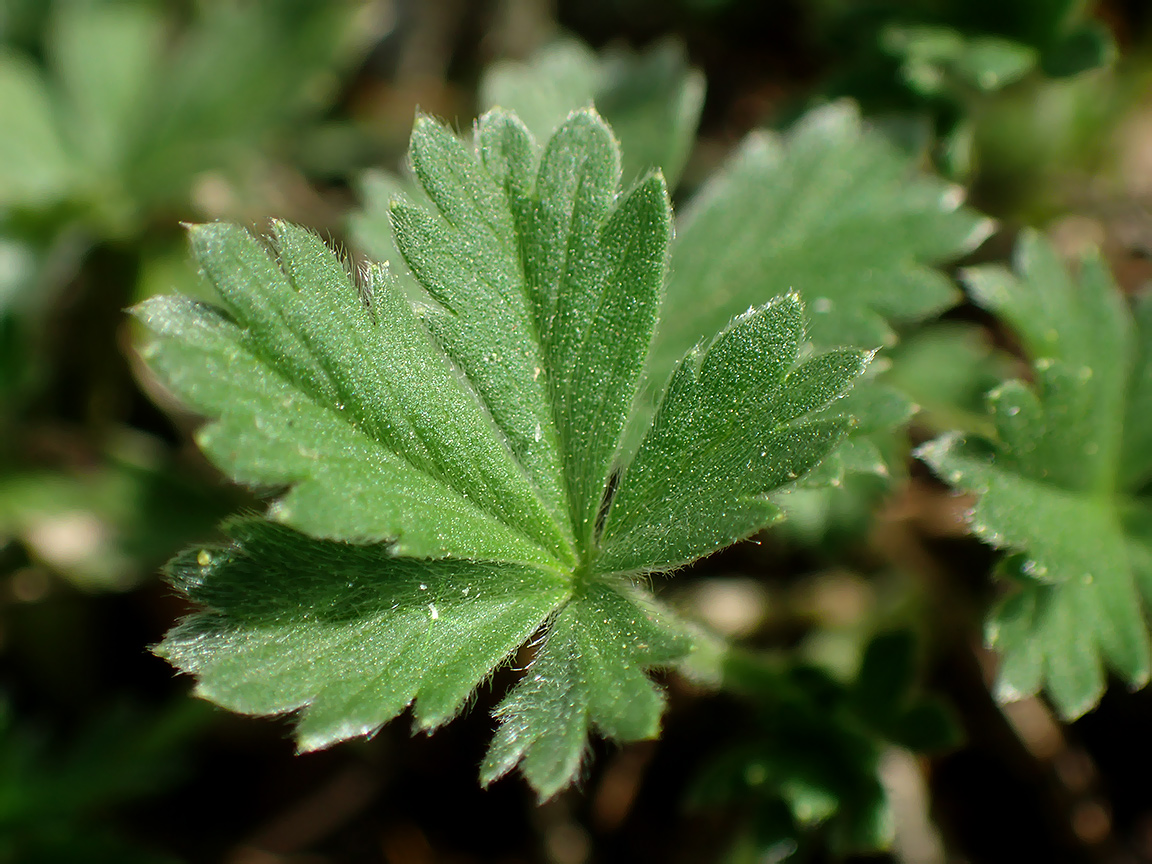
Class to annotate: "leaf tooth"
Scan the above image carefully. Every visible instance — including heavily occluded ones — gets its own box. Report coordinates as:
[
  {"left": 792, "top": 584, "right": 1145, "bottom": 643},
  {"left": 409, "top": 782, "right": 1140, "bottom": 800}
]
[
  {"left": 939, "top": 183, "right": 966, "bottom": 211},
  {"left": 993, "top": 679, "right": 1036, "bottom": 704},
  {"left": 965, "top": 217, "right": 998, "bottom": 250},
  {"left": 296, "top": 719, "right": 383, "bottom": 754},
  {"left": 1021, "top": 559, "right": 1049, "bottom": 580}
]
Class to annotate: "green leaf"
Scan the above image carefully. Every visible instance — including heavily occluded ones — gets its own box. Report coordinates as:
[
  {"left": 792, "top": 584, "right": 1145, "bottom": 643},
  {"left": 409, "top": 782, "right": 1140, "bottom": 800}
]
[
  {"left": 880, "top": 24, "right": 967, "bottom": 70},
  {"left": 127, "top": 1, "right": 367, "bottom": 204},
  {"left": 787, "top": 381, "right": 916, "bottom": 490},
  {"left": 651, "top": 100, "right": 993, "bottom": 385},
  {"left": 849, "top": 631, "right": 962, "bottom": 752},
  {"left": 347, "top": 169, "right": 418, "bottom": 287},
  {"left": 157, "top": 519, "right": 569, "bottom": 748},
  {"left": 886, "top": 321, "right": 1014, "bottom": 435},
  {"left": 641, "top": 99, "right": 985, "bottom": 551},
  {"left": 480, "top": 579, "right": 689, "bottom": 799},
  {"left": 135, "top": 223, "right": 569, "bottom": 568},
  {"left": 0, "top": 698, "right": 206, "bottom": 864},
  {"left": 480, "top": 36, "right": 704, "bottom": 189},
  {"left": 917, "top": 230, "right": 1152, "bottom": 718},
  {"left": 392, "top": 109, "right": 670, "bottom": 549},
  {"left": 0, "top": 2, "right": 368, "bottom": 231},
  {"left": 1123, "top": 293, "right": 1152, "bottom": 485},
  {"left": 692, "top": 639, "right": 956, "bottom": 860},
  {"left": 479, "top": 39, "right": 601, "bottom": 146},
  {"left": 1042, "top": 21, "right": 1117, "bottom": 77},
  {"left": 953, "top": 37, "right": 1038, "bottom": 91},
  {"left": 767, "top": 370, "right": 917, "bottom": 551},
  {"left": 0, "top": 50, "right": 73, "bottom": 206},
  {"left": 599, "top": 295, "right": 869, "bottom": 574},
  {"left": 48, "top": 2, "right": 164, "bottom": 173},
  {"left": 143, "top": 108, "right": 867, "bottom": 797},
  {"left": 594, "top": 39, "right": 705, "bottom": 189},
  {"left": 881, "top": 25, "right": 1038, "bottom": 94}
]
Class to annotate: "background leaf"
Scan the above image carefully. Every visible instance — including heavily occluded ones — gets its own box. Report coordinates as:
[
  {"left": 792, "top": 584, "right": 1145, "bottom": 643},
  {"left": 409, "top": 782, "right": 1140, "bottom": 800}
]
[
  {"left": 0, "top": 51, "right": 73, "bottom": 207},
  {"left": 650, "top": 100, "right": 992, "bottom": 387},
  {"left": 691, "top": 634, "right": 958, "bottom": 860},
  {"left": 918, "top": 230, "right": 1152, "bottom": 718},
  {"left": 480, "top": 37, "right": 704, "bottom": 189}
]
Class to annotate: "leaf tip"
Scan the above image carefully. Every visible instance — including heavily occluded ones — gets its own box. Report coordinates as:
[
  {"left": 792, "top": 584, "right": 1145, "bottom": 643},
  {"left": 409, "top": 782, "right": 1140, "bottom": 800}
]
[
  {"left": 183, "top": 220, "right": 221, "bottom": 241},
  {"left": 477, "top": 105, "right": 535, "bottom": 142},
  {"left": 266, "top": 499, "right": 293, "bottom": 524},
  {"left": 411, "top": 112, "right": 440, "bottom": 134},
  {"left": 1128, "top": 666, "right": 1152, "bottom": 692},
  {"left": 1054, "top": 687, "right": 1104, "bottom": 723},
  {"left": 939, "top": 183, "right": 968, "bottom": 212},
  {"left": 295, "top": 721, "right": 381, "bottom": 755},
  {"left": 911, "top": 432, "right": 960, "bottom": 470},
  {"left": 150, "top": 637, "right": 175, "bottom": 664},
  {"left": 966, "top": 217, "right": 998, "bottom": 251},
  {"left": 992, "top": 678, "right": 1034, "bottom": 705},
  {"left": 639, "top": 166, "right": 670, "bottom": 198}
]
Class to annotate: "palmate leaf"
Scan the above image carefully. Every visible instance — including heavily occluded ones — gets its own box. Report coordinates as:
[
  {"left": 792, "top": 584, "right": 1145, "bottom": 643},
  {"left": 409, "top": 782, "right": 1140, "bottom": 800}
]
[
  {"left": 137, "top": 108, "right": 869, "bottom": 798},
  {"left": 917, "top": 230, "right": 1152, "bottom": 718},
  {"left": 0, "top": 0, "right": 366, "bottom": 226}
]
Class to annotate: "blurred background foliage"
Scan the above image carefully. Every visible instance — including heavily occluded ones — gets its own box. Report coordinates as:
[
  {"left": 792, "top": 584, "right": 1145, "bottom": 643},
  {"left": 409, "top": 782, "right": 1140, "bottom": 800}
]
[{"left": 1, "top": 0, "right": 1151, "bottom": 862}]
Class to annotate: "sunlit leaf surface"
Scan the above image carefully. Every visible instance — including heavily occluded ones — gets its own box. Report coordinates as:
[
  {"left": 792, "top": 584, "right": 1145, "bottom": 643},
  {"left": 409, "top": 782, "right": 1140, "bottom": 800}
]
[{"left": 139, "top": 108, "right": 868, "bottom": 797}]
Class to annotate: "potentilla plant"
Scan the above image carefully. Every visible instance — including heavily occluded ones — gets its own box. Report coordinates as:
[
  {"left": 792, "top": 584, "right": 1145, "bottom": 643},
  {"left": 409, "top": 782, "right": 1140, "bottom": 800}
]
[
  {"left": 133, "top": 107, "right": 872, "bottom": 799},
  {"left": 133, "top": 101, "right": 1152, "bottom": 856}
]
